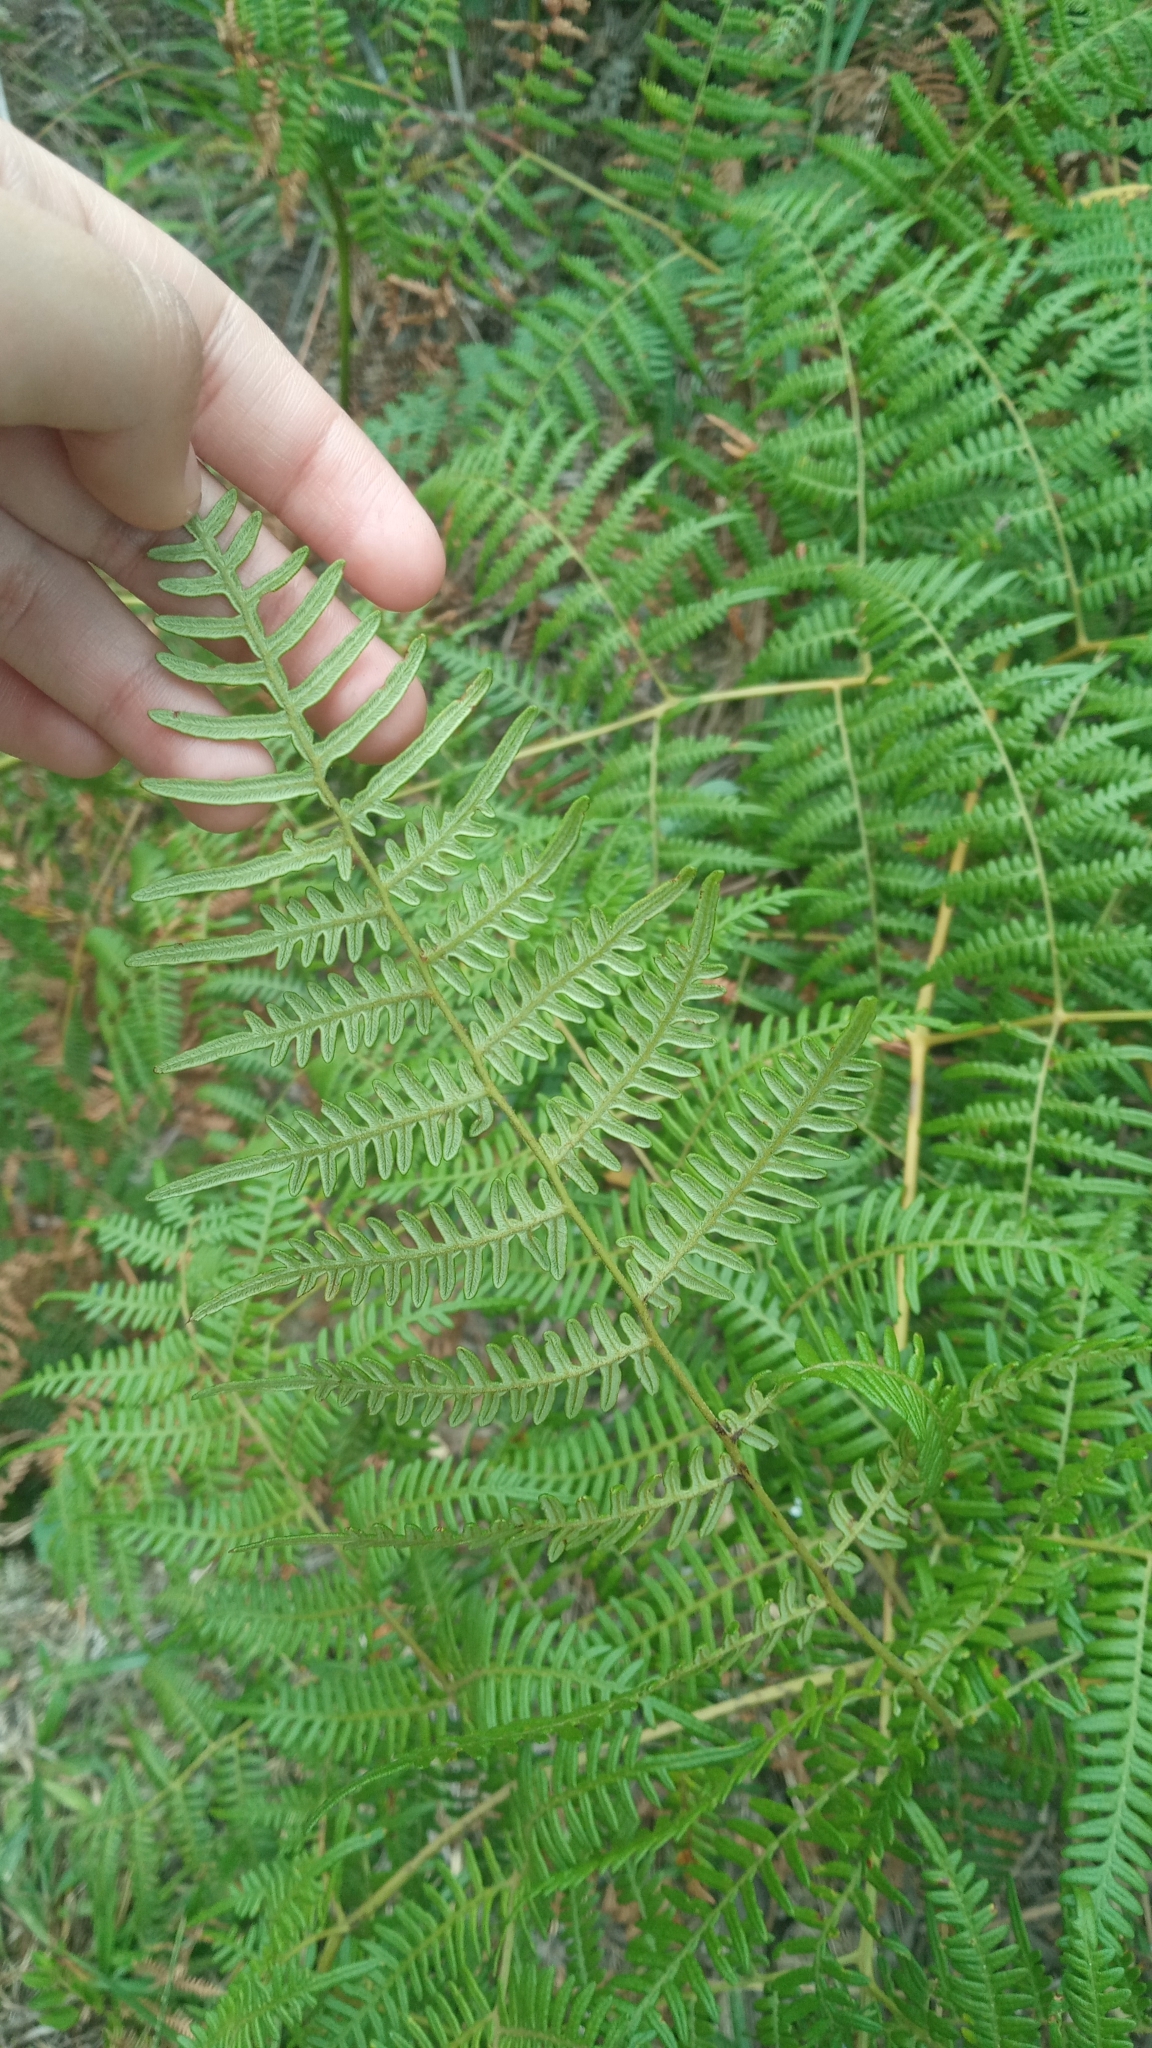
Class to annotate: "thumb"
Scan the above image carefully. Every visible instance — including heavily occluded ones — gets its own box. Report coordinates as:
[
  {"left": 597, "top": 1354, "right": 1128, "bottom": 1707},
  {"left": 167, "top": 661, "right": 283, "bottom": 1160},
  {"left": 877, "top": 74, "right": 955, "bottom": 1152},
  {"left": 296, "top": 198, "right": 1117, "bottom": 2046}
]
[{"left": 0, "top": 186, "right": 203, "bottom": 530}]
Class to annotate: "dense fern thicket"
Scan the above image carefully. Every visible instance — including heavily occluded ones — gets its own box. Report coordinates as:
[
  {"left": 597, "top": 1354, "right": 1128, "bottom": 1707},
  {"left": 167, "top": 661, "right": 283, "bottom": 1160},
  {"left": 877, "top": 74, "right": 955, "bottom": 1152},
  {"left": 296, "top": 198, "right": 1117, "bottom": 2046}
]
[{"left": 7, "top": 0, "right": 1152, "bottom": 2042}]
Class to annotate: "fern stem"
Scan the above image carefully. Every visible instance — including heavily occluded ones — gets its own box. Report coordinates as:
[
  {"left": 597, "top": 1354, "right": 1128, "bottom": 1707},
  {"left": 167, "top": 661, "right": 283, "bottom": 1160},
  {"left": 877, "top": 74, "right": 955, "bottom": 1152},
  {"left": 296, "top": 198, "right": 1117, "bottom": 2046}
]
[
  {"left": 895, "top": 786, "right": 978, "bottom": 1344},
  {"left": 482, "top": 474, "right": 680, "bottom": 706},
  {"left": 1045, "top": 1531, "right": 1152, "bottom": 1559},
  {"left": 962, "top": 1651, "right": 1083, "bottom": 1727},
  {"left": 552, "top": 1013, "right": 597, "bottom": 1078},
  {"left": 334, "top": 1783, "right": 513, "bottom": 1937},
  {"left": 852, "top": 1583, "right": 893, "bottom": 2043},
  {"left": 1055, "top": 1292, "right": 1090, "bottom": 1470},
  {"left": 669, "top": 0, "right": 734, "bottom": 203},
  {"left": 352, "top": 867, "right": 955, "bottom": 1728},
  {"left": 648, "top": 714, "right": 662, "bottom": 882},
  {"left": 321, "top": 173, "right": 353, "bottom": 412},
  {"left": 524, "top": 243, "right": 698, "bottom": 419},
  {"left": 807, "top": 0, "right": 839, "bottom": 152},
  {"left": 1018, "top": 1017, "right": 1060, "bottom": 1218},
  {"left": 1070, "top": 1552, "right": 1152, "bottom": 1922},
  {"left": 305, "top": 1726, "right": 867, "bottom": 1993},
  {"left": 784, "top": 1227, "right": 1084, "bottom": 1323},
  {"left": 182, "top": 1261, "right": 450, "bottom": 1692},
  {"left": 833, "top": 683, "right": 880, "bottom": 990},
  {"left": 638, "top": 1658, "right": 873, "bottom": 1743},
  {"left": 190, "top": 515, "right": 958, "bottom": 1757},
  {"left": 647, "top": 4, "right": 666, "bottom": 83},
  {"left": 921, "top": 11, "right": 1124, "bottom": 200},
  {"left": 665, "top": 1020, "right": 860, "bottom": 1170},
  {"left": 169, "top": 520, "right": 456, "bottom": 1698},
  {"left": 928, "top": 1004, "right": 1152, "bottom": 1044},
  {"left": 903, "top": 279, "right": 1085, "bottom": 646},
  {"left": 888, "top": 594, "right": 1063, "bottom": 1014},
  {"left": 514, "top": 667, "right": 877, "bottom": 765},
  {"left": 760, "top": 204, "right": 868, "bottom": 563},
  {"left": 122, "top": 1719, "right": 254, "bottom": 1825},
  {"left": 877, "top": 645, "right": 1071, "bottom": 1231},
  {"left": 56, "top": 796, "right": 144, "bottom": 1073}
]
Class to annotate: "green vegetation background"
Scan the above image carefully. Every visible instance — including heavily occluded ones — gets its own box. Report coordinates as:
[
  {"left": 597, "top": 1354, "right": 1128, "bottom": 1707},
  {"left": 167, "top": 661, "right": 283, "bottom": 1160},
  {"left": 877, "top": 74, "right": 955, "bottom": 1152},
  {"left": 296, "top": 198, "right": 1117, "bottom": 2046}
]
[{"left": 3, "top": 1, "right": 1152, "bottom": 2042}]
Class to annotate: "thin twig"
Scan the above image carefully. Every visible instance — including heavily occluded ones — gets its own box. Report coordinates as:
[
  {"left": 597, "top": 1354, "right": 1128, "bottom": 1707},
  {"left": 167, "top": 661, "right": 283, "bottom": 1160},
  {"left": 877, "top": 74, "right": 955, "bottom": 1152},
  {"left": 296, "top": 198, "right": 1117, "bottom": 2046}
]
[
  {"left": 513, "top": 668, "right": 877, "bottom": 766},
  {"left": 638, "top": 1658, "right": 873, "bottom": 1745},
  {"left": 330, "top": 1782, "right": 514, "bottom": 1943},
  {"left": 894, "top": 785, "right": 979, "bottom": 1345},
  {"left": 297, "top": 248, "right": 337, "bottom": 369},
  {"left": 927, "top": 1004, "right": 1152, "bottom": 1045},
  {"left": 833, "top": 683, "right": 880, "bottom": 989},
  {"left": 302, "top": 1659, "right": 877, "bottom": 1966},
  {"left": 648, "top": 714, "right": 662, "bottom": 883}
]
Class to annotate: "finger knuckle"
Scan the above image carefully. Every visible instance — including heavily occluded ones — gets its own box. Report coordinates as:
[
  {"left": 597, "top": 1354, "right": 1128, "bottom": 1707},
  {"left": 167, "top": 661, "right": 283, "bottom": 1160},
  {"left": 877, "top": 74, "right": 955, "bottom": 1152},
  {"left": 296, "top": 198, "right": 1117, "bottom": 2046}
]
[
  {"left": 0, "top": 519, "right": 45, "bottom": 651},
  {"left": 143, "top": 274, "right": 204, "bottom": 391}
]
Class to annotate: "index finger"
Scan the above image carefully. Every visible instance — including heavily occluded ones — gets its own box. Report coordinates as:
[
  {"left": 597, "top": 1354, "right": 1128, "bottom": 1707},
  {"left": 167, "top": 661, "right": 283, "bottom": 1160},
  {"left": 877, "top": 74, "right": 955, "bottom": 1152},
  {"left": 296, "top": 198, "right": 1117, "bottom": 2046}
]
[{"left": 0, "top": 126, "right": 446, "bottom": 613}]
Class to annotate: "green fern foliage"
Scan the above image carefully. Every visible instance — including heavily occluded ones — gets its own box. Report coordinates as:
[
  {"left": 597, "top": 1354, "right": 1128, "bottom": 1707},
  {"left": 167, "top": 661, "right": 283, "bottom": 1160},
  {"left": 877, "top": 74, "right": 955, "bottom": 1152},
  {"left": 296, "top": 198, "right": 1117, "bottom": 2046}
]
[
  {"left": 1060, "top": 1892, "right": 1144, "bottom": 2046},
  {"left": 9, "top": 0, "right": 1152, "bottom": 2042},
  {"left": 1068, "top": 1557, "right": 1152, "bottom": 1938}
]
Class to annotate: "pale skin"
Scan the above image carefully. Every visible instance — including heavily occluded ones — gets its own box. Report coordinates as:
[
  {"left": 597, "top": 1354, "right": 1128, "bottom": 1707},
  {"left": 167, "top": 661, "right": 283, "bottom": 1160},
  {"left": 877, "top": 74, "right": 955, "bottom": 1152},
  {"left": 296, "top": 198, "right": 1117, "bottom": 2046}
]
[{"left": 0, "top": 125, "right": 445, "bottom": 832}]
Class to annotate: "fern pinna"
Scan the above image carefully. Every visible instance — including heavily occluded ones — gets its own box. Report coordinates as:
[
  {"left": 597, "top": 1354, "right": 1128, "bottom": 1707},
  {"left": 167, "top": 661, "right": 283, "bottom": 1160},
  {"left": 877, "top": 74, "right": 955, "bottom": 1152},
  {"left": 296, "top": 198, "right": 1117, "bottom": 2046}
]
[{"left": 10, "top": 0, "right": 1152, "bottom": 2042}]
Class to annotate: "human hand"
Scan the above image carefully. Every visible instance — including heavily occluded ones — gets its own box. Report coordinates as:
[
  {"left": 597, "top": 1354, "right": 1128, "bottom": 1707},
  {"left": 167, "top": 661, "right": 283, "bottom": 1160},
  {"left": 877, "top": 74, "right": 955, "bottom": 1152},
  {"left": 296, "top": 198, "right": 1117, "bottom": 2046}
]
[{"left": 0, "top": 126, "right": 444, "bottom": 830}]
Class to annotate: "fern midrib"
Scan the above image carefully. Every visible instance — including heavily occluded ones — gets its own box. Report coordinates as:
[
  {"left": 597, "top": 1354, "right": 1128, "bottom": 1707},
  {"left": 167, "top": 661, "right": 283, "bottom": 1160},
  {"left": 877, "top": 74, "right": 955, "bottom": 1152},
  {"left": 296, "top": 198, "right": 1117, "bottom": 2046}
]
[
  {"left": 751, "top": 190, "right": 869, "bottom": 562},
  {"left": 548, "top": 936, "right": 710, "bottom": 1171},
  {"left": 900, "top": 274, "right": 1085, "bottom": 644},
  {"left": 637, "top": 1030, "right": 868, "bottom": 1295},
  {"left": 342, "top": 752, "right": 952, "bottom": 1723},
  {"left": 516, "top": 242, "right": 696, "bottom": 417},
  {"left": 192, "top": 509, "right": 956, "bottom": 1770},
  {"left": 273, "top": 1074, "right": 483, "bottom": 1173},
  {"left": 174, "top": 970, "right": 419, "bottom": 1071},
  {"left": 879, "top": 584, "right": 1067, "bottom": 1216},
  {"left": 1076, "top": 1552, "right": 1152, "bottom": 1921},
  {"left": 625, "top": 1754, "right": 874, "bottom": 2032},
  {"left": 775, "top": 1222, "right": 1094, "bottom": 1317},
  {"left": 919, "top": 10, "right": 1152, "bottom": 204},
  {"left": 666, "top": 0, "right": 736, "bottom": 199},
  {"left": 833, "top": 682, "right": 881, "bottom": 984},
  {"left": 174, "top": 1115, "right": 449, "bottom": 1694},
  {"left": 473, "top": 461, "right": 675, "bottom": 701}
]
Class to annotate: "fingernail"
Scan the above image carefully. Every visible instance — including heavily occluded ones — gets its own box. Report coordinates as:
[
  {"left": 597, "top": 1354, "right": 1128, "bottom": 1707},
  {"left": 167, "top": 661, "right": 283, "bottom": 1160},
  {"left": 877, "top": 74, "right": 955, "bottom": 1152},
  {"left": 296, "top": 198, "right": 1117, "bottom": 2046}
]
[{"left": 180, "top": 449, "right": 204, "bottom": 525}]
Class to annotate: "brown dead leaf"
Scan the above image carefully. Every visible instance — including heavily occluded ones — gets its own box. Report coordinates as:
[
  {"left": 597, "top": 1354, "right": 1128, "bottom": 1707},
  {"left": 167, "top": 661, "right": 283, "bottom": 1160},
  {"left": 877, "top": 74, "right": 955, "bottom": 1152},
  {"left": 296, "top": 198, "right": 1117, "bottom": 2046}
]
[
  {"left": 253, "top": 78, "right": 282, "bottom": 179},
  {"left": 602, "top": 1883, "right": 643, "bottom": 1927},
  {"left": 946, "top": 5, "right": 999, "bottom": 34},
  {"left": 0, "top": 1232, "right": 96, "bottom": 1387},
  {"left": 712, "top": 158, "right": 744, "bottom": 195},
  {"left": 206, "top": 888, "right": 253, "bottom": 921},
  {"left": 16, "top": 857, "right": 64, "bottom": 919},
  {"left": 278, "top": 167, "right": 308, "bottom": 246},
  {"left": 82, "top": 1085, "right": 121, "bottom": 1124},
  {"left": 703, "top": 413, "right": 758, "bottom": 460}
]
